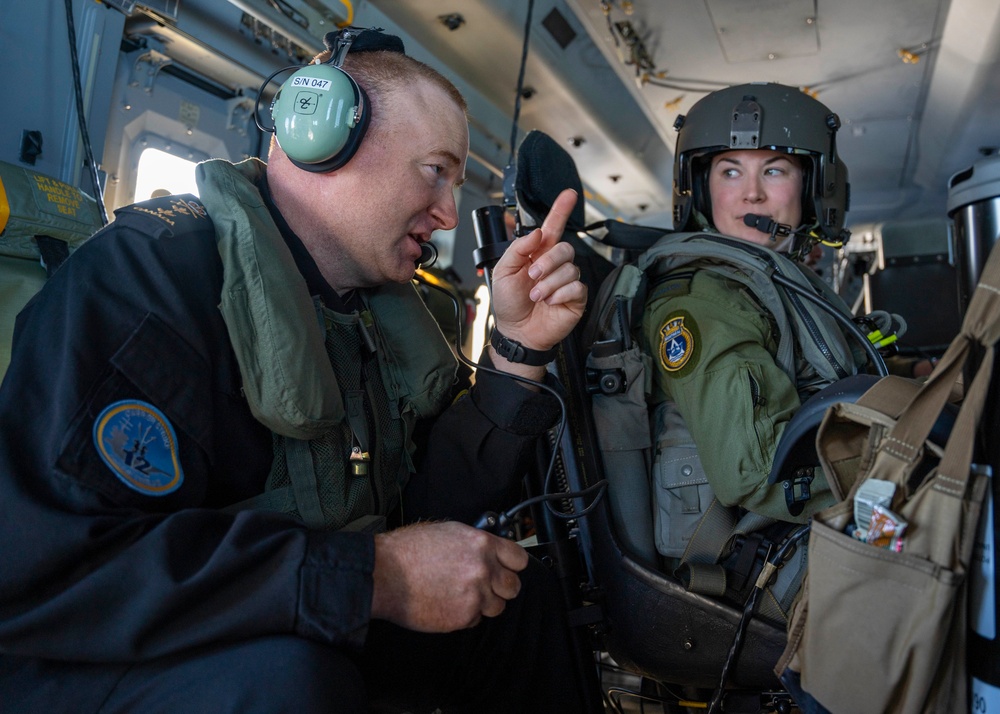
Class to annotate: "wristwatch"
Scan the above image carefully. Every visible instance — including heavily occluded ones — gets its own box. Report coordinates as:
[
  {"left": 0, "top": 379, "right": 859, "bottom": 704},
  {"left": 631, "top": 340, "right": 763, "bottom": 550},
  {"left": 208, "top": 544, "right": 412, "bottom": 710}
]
[{"left": 490, "top": 328, "right": 558, "bottom": 366}]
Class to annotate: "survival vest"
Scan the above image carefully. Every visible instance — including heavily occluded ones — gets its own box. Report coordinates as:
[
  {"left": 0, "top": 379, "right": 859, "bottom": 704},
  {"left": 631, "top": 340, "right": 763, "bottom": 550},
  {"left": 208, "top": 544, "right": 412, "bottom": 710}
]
[
  {"left": 196, "top": 158, "right": 459, "bottom": 531},
  {"left": 0, "top": 160, "right": 102, "bottom": 382},
  {"left": 585, "top": 230, "right": 869, "bottom": 622}
]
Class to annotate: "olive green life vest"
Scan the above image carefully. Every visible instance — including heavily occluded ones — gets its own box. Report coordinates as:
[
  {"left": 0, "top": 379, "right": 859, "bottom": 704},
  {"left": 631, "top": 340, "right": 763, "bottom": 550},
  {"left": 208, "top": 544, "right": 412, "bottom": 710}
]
[{"left": 195, "top": 158, "right": 458, "bottom": 530}]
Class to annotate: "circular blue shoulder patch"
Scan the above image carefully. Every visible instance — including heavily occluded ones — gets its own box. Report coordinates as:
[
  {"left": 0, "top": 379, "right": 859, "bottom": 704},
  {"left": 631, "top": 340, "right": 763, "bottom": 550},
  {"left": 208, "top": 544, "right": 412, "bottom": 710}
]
[{"left": 92, "top": 400, "right": 184, "bottom": 496}]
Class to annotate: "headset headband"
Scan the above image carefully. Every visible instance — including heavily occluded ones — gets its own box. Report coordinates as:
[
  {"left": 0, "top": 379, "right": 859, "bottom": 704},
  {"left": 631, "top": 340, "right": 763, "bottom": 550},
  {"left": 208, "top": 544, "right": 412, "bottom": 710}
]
[
  {"left": 327, "top": 27, "right": 360, "bottom": 67},
  {"left": 324, "top": 27, "right": 406, "bottom": 60}
]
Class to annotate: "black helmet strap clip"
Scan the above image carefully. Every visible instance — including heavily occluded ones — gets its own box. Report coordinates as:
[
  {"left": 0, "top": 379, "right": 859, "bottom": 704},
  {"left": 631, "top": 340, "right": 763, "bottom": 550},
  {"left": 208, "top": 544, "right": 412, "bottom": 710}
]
[{"left": 730, "top": 97, "right": 762, "bottom": 149}]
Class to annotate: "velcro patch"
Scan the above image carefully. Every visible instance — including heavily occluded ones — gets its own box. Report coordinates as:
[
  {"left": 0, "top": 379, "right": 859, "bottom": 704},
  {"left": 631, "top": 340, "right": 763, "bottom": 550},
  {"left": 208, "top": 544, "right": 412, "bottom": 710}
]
[
  {"left": 92, "top": 400, "right": 184, "bottom": 496},
  {"left": 649, "top": 271, "right": 693, "bottom": 301}
]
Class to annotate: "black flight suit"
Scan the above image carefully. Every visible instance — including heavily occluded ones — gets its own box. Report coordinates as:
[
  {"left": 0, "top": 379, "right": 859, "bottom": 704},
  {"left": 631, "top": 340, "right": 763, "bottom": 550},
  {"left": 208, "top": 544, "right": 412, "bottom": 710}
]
[{"left": 0, "top": 189, "right": 588, "bottom": 713}]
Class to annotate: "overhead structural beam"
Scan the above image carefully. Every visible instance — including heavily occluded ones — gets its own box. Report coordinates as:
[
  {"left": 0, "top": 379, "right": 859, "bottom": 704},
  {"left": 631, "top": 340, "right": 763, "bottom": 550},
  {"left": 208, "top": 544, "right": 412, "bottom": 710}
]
[
  {"left": 913, "top": 0, "right": 1000, "bottom": 191},
  {"left": 225, "top": 0, "right": 329, "bottom": 55}
]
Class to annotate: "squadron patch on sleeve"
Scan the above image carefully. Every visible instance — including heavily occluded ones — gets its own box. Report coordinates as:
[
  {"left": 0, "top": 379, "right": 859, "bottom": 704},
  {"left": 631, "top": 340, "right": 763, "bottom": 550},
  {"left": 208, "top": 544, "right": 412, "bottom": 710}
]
[
  {"left": 658, "top": 310, "right": 700, "bottom": 374},
  {"left": 92, "top": 400, "right": 184, "bottom": 496}
]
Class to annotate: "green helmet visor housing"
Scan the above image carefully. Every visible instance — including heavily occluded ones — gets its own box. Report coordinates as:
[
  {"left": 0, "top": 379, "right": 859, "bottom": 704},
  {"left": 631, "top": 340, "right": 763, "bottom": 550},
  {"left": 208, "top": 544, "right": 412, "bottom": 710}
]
[{"left": 672, "top": 82, "right": 850, "bottom": 244}]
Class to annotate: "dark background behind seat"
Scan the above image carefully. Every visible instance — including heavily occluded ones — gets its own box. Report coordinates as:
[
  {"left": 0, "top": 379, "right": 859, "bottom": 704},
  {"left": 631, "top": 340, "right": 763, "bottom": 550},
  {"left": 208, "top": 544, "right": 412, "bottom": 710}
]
[{"left": 865, "top": 218, "right": 962, "bottom": 354}]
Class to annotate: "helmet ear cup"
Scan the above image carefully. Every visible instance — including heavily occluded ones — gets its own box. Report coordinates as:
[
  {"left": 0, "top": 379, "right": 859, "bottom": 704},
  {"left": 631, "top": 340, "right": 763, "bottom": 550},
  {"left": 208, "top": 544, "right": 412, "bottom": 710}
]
[
  {"left": 269, "top": 63, "right": 371, "bottom": 173},
  {"left": 690, "top": 156, "right": 713, "bottom": 228},
  {"left": 673, "top": 152, "right": 711, "bottom": 230},
  {"left": 801, "top": 157, "right": 817, "bottom": 226}
]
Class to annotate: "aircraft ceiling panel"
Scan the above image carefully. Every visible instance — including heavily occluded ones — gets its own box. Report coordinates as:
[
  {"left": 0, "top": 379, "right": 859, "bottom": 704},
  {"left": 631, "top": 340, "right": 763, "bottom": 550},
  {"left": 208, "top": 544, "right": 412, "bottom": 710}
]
[
  {"left": 363, "top": 0, "right": 676, "bottom": 222},
  {"left": 563, "top": 0, "right": 969, "bottom": 228},
  {"left": 704, "top": 0, "right": 820, "bottom": 64},
  {"left": 839, "top": 116, "right": 916, "bottom": 188},
  {"left": 117, "top": 0, "right": 999, "bottom": 229},
  {"left": 914, "top": 0, "right": 1000, "bottom": 202}
]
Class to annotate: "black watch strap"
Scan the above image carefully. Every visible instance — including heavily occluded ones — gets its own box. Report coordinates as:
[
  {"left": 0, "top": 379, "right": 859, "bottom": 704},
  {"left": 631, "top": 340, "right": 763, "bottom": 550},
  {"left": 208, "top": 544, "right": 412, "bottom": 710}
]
[{"left": 490, "top": 328, "right": 558, "bottom": 366}]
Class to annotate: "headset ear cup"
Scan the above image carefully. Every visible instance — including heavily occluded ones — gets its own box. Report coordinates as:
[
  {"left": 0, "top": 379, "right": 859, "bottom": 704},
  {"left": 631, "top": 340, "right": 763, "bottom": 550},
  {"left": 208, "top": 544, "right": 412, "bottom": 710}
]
[{"left": 270, "top": 64, "right": 370, "bottom": 172}]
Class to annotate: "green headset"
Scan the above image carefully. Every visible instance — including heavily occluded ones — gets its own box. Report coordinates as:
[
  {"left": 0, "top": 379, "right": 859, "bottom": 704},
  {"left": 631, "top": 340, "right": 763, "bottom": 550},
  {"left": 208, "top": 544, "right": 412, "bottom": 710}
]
[{"left": 257, "top": 28, "right": 380, "bottom": 173}]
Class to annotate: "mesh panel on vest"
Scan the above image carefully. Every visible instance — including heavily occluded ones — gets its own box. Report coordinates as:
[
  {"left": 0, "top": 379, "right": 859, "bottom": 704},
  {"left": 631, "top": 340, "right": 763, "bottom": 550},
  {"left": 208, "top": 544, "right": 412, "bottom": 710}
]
[{"left": 266, "top": 309, "right": 406, "bottom": 530}]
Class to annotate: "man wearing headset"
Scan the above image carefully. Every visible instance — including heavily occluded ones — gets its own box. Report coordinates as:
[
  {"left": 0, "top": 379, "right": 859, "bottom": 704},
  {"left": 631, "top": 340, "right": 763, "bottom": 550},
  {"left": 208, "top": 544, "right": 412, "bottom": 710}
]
[
  {"left": 0, "top": 29, "right": 593, "bottom": 712},
  {"left": 642, "top": 83, "right": 870, "bottom": 562}
]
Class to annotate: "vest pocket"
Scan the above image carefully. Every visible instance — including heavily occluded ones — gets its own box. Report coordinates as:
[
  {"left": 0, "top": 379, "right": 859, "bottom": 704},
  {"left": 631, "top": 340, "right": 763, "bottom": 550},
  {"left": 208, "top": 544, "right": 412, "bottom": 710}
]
[{"left": 652, "top": 400, "right": 711, "bottom": 558}]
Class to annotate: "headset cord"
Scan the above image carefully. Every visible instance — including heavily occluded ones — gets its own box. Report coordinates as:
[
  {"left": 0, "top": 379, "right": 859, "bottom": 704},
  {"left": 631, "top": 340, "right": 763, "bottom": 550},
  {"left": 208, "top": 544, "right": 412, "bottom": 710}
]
[
  {"left": 473, "top": 480, "right": 609, "bottom": 537},
  {"left": 501, "top": 0, "right": 536, "bottom": 212},
  {"left": 707, "top": 524, "right": 811, "bottom": 714},
  {"left": 771, "top": 273, "right": 888, "bottom": 377},
  {"left": 414, "top": 275, "right": 608, "bottom": 535}
]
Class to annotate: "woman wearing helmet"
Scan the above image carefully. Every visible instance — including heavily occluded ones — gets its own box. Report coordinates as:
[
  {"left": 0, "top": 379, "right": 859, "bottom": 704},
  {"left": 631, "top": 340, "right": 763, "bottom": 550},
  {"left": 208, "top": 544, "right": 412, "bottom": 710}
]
[
  {"left": 671, "top": 82, "right": 850, "bottom": 251},
  {"left": 641, "top": 82, "right": 863, "bottom": 543}
]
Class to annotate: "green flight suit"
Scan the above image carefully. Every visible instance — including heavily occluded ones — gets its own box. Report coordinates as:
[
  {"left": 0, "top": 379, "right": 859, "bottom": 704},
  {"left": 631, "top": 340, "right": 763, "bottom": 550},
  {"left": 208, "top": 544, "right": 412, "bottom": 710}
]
[{"left": 642, "top": 267, "right": 839, "bottom": 523}]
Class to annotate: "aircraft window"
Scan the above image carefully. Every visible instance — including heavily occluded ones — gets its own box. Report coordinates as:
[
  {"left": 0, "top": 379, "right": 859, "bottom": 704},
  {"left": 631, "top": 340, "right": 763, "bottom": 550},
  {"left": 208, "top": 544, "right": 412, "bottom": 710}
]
[
  {"left": 134, "top": 148, "right": 199, "bottom": 201},
  {"left": 470, "top": 284, "right": 491, "bottom": 359}
]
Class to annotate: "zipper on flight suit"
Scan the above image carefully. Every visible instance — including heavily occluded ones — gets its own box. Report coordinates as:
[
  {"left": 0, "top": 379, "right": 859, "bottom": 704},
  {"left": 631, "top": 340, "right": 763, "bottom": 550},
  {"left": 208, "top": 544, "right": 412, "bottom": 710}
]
[
  {"left": 748, "top": 371, "right": 766, "bottom": 448},
  {"left": 355, "top": 314, "right": 384, "bottom": 515}
]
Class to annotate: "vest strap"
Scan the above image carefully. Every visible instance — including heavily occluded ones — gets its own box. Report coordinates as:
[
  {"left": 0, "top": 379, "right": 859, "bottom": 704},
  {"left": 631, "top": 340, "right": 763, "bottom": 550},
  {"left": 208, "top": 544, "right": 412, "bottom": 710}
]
[
  {"left": 677, "top": 562, "right": 727, "bottom": 597},
  {"left": 678, "top": 497, "right": 737, "bottom": 566},
  {"left": 286, "top": 437, "right": 327, "bottom": 529}
]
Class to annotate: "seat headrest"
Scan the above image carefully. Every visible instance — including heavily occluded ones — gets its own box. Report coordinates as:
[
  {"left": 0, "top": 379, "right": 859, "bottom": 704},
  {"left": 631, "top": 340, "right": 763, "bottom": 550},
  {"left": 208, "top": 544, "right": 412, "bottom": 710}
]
[
  {"left": 515, "top": 130, "right": 586, "bottom": 229},
  {"left": 598, "top": 219, "right": 673, "bottom": 251}
]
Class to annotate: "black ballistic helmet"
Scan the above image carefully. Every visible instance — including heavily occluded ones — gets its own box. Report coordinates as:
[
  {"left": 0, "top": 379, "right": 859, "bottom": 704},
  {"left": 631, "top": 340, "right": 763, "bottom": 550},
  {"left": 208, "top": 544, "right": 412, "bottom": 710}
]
[{"left": 672, "top": 82, "right": 850, "bottom": 243}]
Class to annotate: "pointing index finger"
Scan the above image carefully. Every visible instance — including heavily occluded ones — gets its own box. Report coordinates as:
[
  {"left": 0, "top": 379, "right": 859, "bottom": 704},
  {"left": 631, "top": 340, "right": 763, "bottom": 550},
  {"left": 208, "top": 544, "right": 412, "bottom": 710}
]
[{"left": 536, "top": 189, "right": 579, "bottom": 249}]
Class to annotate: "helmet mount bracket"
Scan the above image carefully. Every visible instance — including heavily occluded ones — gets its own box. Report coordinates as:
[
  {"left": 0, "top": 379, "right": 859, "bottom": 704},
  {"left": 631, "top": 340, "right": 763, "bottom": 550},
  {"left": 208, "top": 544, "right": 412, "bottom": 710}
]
[{"left": 730, "top": 98, "right": 762, "bottom": 149}]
